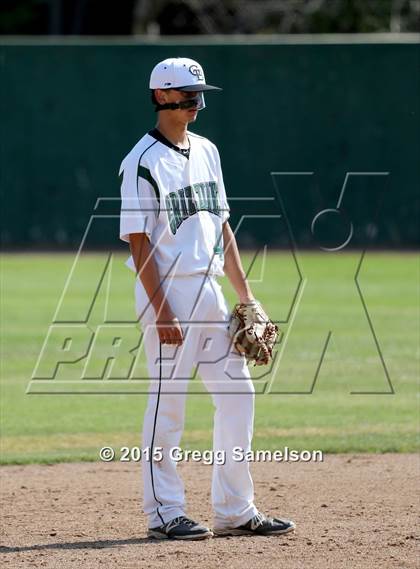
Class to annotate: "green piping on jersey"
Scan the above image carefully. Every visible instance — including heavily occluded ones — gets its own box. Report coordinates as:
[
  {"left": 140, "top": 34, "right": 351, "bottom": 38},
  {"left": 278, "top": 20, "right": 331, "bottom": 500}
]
[
  {"left": 213, "top": 244, "right": 224, "bottom": 259},
  {"left": 138, "top": 165, "right": 160, "bottom": 215},
  {"left": 165, "top": 181, "right": 222, "bottom": 235}
]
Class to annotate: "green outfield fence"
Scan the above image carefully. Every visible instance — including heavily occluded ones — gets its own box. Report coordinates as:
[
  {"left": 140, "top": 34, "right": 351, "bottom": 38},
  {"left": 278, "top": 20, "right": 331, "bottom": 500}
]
[{"left": 1, "top": 35, "right": 419, "bottom": 249}]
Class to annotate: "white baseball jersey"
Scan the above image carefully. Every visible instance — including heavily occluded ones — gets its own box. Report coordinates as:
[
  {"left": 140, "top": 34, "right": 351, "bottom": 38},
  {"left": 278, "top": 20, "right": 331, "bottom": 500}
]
[
  {"left": 120, "top": 126, "right": 258, "bottom": 531},
  {"left": 119, "top": 129, "right": 230, "bottom": 277}
]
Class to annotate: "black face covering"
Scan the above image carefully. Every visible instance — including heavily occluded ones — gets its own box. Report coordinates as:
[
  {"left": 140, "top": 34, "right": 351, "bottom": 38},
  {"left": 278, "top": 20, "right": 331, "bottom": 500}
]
[{"left": 154, "top": 93, "right": 205, "bottom": 112}]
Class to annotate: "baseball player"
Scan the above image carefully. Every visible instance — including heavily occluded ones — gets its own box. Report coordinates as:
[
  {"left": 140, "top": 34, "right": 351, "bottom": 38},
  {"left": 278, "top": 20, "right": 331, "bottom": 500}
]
[{"left": 119, "top": 57, "right": 296, "bottom": 540}]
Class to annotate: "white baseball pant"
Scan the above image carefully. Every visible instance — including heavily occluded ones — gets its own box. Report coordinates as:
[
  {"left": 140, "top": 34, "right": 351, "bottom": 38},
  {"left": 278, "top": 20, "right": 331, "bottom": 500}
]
[{"left": 134, "top": 273, "right": 258, "bottom": 529}]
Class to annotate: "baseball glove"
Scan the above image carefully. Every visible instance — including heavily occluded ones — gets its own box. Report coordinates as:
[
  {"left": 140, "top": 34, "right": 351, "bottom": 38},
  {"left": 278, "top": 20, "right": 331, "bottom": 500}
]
[{"left": 228, "top": 300, "right": 278, "bottom": 366}]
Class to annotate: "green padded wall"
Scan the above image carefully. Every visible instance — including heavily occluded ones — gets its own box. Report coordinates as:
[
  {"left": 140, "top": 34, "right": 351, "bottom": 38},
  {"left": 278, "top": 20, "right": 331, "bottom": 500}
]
[{"left": 1, "top": 40, "right": 419, "bottom": 248}]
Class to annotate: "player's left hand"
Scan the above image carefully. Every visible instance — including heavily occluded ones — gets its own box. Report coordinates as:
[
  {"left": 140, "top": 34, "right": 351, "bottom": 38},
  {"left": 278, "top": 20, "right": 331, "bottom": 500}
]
[{"left": 228, "top": 300, "right": 278, "bottom": 366}]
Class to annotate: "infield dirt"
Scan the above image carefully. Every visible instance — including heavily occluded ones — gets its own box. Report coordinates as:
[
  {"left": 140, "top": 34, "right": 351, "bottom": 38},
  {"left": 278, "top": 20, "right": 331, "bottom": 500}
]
[{"left": 1, "top": 454, "right": 418, "bottom": 568}]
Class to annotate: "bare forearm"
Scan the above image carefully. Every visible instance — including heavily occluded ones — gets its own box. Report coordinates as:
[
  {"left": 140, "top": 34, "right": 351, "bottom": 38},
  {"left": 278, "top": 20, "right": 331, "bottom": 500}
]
[
  {"left": 222, "top": 222, "right": 254, "bottom": 303},
  {"left": 128, "top": 233, "right": 170, "bottom": 317},
  {"left": 128, "top": 232, "right": 183, "bottom": 345}
]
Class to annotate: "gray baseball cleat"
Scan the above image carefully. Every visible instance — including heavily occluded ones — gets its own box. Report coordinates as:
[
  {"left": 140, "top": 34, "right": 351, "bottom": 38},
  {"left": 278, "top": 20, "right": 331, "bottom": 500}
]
[
  {"left": 214, "top": 511, "right": 296, "bottom": 536},
  {"left": 148, "top": 515, "right": 213, "bottom": 540}
]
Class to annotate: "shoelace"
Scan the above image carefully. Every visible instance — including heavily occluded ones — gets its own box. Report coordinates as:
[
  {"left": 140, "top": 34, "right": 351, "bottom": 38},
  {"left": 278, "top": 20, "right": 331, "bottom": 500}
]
[
  {"left": 177, "top": 516, "right": 196, "bottom": 527},
  {"left": 249, "top": 512, "right": 267, "bottom": 529},
  {"left": 166, "top": 516, "right": 196, "bottom": 531}
]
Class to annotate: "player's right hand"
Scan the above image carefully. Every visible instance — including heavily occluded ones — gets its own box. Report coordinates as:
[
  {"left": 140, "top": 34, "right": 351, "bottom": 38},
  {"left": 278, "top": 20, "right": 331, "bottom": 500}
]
[{"left": 156, "top": 306, "right": 184, "bottom": 345}]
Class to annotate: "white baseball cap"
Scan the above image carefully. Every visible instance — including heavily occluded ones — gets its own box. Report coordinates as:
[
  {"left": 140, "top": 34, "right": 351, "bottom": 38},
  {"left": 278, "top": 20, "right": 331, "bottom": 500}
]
[{"left": 149, "top": 57, "right": 222, "bottom": 92}]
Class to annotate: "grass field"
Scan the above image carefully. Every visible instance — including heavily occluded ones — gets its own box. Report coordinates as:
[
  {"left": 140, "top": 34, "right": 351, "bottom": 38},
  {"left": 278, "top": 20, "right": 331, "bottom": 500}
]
[{"left": 1, "top": 251, "right": 418, "bottom": 464}]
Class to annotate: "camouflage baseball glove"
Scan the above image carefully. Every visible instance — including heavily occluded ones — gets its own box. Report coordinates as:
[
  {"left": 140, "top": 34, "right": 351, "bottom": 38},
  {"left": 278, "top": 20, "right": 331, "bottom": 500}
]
[{"left": 228, "top": 300, "right": 278, "bottom": 366}]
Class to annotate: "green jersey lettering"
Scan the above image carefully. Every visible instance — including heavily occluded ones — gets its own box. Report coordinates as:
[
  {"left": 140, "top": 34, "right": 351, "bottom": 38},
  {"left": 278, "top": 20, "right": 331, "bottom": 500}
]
[{"left": 166, "top": 181, "right": 222, "bottom": 234}]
